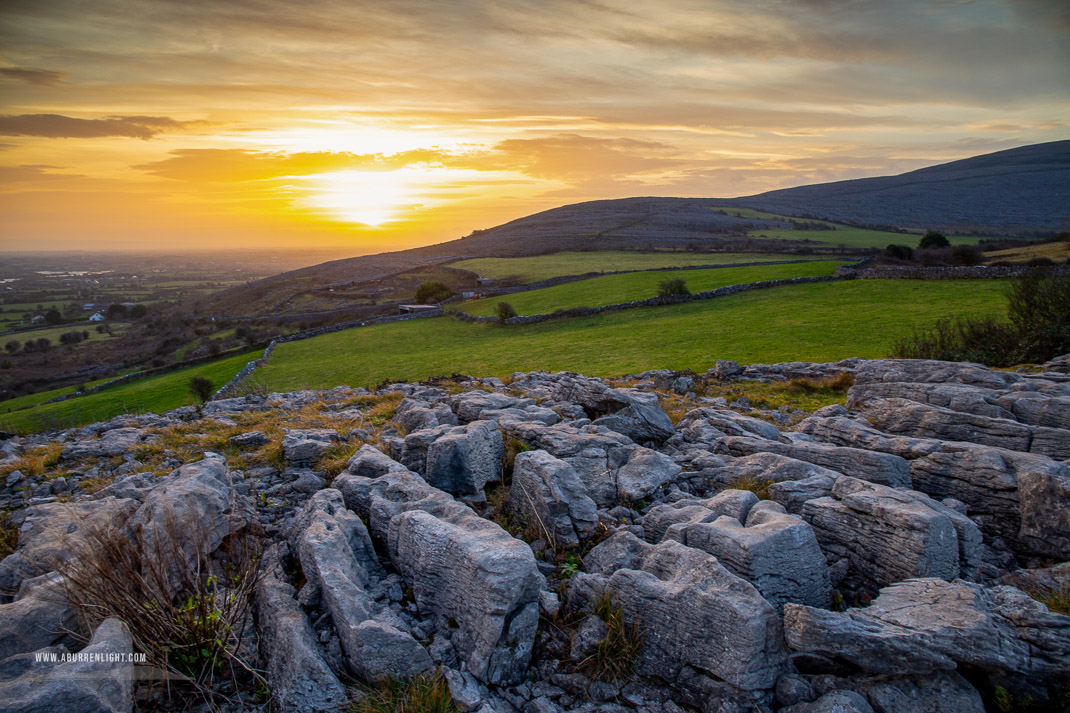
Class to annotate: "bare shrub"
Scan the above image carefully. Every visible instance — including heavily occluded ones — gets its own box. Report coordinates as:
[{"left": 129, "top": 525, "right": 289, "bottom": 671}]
[{"left": 54, "top": 507, "right": 268, "bottom": 703}]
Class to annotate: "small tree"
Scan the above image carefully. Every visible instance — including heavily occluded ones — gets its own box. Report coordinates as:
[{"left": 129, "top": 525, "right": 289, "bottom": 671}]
[
  {"left": 495, "top": 302, "right": 518, "bottom": 324},
  {"left": 189, "top": 376, "right": 214, "bottom": 404},
  {"left": 657, "top": 277, "right": 690, "bottom": 297},
  {"left": 918, "top": 230, "right": 950, "bottom": 250},
  {"left": 44, "top": 308, "right": 62, "bottom": 325},
  {"left": 4, "top": 341, "right": 17, "bottom": 355},
  {"left": 884, "top": 244, "right": 914, "bottom": 261},
  {"left": 35, "top": 337, "right": 51, "bottom": 352},
  {"left": 415, "top": 281, "right": 455, "bottom": 304}
]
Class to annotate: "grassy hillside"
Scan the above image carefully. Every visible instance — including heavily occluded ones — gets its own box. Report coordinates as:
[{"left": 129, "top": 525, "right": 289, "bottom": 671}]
[
  {"left": 0, "top": 350, "right": 258, "bottom": 433},
  {"left": 457, "top": 261, "right": 847, "bottom": 317},
  {"left": 257, "top": 279, "right": 1006, "bottom": 391},
  {"left": 747, "top": 227, "right": 983, "bottom": 249},
  {"left": 985, "top": 241, "right": 1070, "bottom": 264},
  {"left": 449, "top": 251, "right": 824, "bottom": 283}
]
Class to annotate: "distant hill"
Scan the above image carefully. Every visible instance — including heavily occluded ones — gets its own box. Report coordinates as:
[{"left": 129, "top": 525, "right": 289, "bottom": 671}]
[
  {"left": 201, "top": 141, "right": 1069, "bottom": 317},
  {"left": 730, "top": 140, "right": 1070, "bottom": 233}
]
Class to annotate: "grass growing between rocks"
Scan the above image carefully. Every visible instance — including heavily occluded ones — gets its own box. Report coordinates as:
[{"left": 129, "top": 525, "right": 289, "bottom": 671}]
[
  {"left": 259, "top": 280, "right": 1006, "bottom": 392},
  {"left": 455, "top": 261, "right": 847, "bottom": 317},
  {"left": 353, "top": 670, "right": 459, "bottom": 713},
  {"left": 0, "top": 442, "right": 64, "bottom": 478},
  {"left": 0, "top": 512, "right": 17, "bottom": 559},
  {"left": 1, "top": 350, "right": 259, "bottom": 434},
  {"left": 577, "top": 590, "right": 643, "bottom": 683},
  {"left": 725, "top": 475, "right": 775, "bottom": 500},
  {"left": 704, "top": 373, "right": 855, "bottom": 414}
]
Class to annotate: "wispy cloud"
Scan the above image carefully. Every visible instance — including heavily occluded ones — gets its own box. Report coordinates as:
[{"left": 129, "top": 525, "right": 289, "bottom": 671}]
[
  {"left": 0, "top": 67, "right": 65, "bottom": 85},
  {"left": 0, "top": 114, "right": 208, "bottom": 139}
]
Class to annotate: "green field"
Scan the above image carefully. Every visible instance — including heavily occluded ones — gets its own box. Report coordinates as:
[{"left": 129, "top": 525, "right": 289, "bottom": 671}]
[
  {"left": 0, "top": 351, "right": 258, "bottom": 433},
  {"left": 256, "top": 279, "right": 1006, "bottom": 392},
  {"left": 457, "top": 261, "right": 847, "bottom": 317},
  {"left": 449, "top": 252, "right": 829, "bottom": 283},
  {"left": 0, "top": 372, "right": 137, "bottom": 413}
]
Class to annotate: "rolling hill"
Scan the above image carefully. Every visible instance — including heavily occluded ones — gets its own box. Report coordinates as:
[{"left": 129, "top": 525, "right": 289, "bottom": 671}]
[
  {"left": 200, "top": 141, "right": 1068, "bottom": 318},
  {"left": 731, "top": 140, "right": 1070, "bottom": 233}
]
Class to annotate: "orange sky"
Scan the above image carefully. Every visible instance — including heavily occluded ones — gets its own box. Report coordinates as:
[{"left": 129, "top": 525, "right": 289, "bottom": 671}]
[{"left": 1, "top": 0, "right": 1068, "bottom": 253}]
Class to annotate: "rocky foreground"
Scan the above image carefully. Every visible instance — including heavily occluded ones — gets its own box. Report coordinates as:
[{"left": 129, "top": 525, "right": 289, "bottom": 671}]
[{"left": 1, "top": 357, "right": 1069, "bottom": 713}]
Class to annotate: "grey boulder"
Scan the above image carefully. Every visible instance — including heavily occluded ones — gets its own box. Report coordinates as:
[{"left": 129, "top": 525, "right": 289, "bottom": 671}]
[
  {"left": 0, "top": 617, "right": 132, "bottom": 713},
  {"left": 784, "top": 578, "right": 1070, "bottom": 681},
  {"left": 507, "top": 450, "right": 599, "bottom": 547}
]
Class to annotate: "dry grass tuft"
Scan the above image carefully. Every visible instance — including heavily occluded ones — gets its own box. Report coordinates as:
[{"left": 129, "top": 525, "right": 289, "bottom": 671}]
[
  {"left": 0, "top": 512, "right": 18, "bottom": 560},
  {"left": 576, "top": 590, "right": 643, "bottom": 683},
  {"left": 353, "top": 670, "right": 459, "bottom": 713},
  {"left": 0, "top": 442, "right": 64, "bottom": 478},
  {"left": 725, "top": 475, "right": 775, "bottom": 500}
]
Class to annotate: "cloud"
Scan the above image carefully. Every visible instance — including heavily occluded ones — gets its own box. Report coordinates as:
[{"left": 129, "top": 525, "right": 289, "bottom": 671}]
[
  {"left": 0, "top": 114, "right": 206, "bottom": 139},
  {"left": 454, "top": 134, "right": 682, "bottom": 181},
  {"left": 0, "top": 67, "right": 65, "bottom": 85},
  {"left": 135, "top": 148, "right": 452, "bottom": 182},
  {"left": 0, "top": 164, "right": 88, "bottom": 185}
]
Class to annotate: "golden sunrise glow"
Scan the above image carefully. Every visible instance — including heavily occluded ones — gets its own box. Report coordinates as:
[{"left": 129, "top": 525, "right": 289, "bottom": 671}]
[{"left": 0, "top": 0, "right": 1066, "bottom": 252}]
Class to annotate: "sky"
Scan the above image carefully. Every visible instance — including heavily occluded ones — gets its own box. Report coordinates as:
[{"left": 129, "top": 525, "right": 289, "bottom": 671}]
[{"left": 0, "top": 0, "right": 1067, "bottom": 254}]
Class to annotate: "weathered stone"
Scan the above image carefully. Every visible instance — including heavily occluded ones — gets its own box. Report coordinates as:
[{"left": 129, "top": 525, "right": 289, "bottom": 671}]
[
  {"left": 590, "top": 388, "right": 675, "bottom": 445},
  {"left": 338, "top": 472, "right": 542, "bottom": 685},
  {"left": 802, "top": 477, "right": 981, "bottom": 588},
  {"left": 394, "top": 509, "right": 542, "bottom": 684},
  {"left": 507, "top": 450, "right": 599, "bottom": 547},
  {"left": 292, "top": 490, "right": 427, "bottom": 682},
  {"left": 859, "top": 398, "right": 1048, "bottom": 455},
  {"left": 577, "top": 531, "right": 786, "bottom": 691},
  {"left": 254, "top": 548, "right": 348, "bottom": 713},
  {"left": 424, "top": 421, "right": 504, "bottom": 497},
  {"left": 131, "top": 455, "right": 253, "bottom": 593},
  {"left": 282, "top": 428, "right": 341, "bottom": 467},
  {"left": 784, "top": 578, "right": 1070, "bottom": 680},
  {"left": 448, "top": 391, "right": 530, "bottom": 423},
  {"left": 863, "top": 671, "right": 984, "bottom": 713},
  {"left": 642, "top": 489, "right": 759, "bottom": 543},
  {"left": 60, "top": 427, "right": 144, "bottom": 459},
  {"left": 677, "top": 408, "right": 781, "bottom": 443},
  {"left": 769, "top": 474, "right": 838, "bottom": 514},
  {"left": 713, "top": 436, "right": 912, "bottom": 488},
  {"left": 502, "top": 421, "right": 680, "bottom": 506},
  {"left": 228, "top": 430, "right": 270, "bottom": 448},
  {"left": 852, "top": 359, "right": 1021, "bottom": 390},
  {"left": 781, "top": 690, "right": 874, "bottom": 713},
  {"left": 909, "top": 442, "right": 1070, "bottom": 558},
  {"left": 793, "top": 416, "right": 942, "bottom": 460},
  {"left": 0, "top": 617, "right": 132, "bottom": 713},
  {"left": 666, "top": 501, "right": 832, "bottom": 610},
  {"left": 0, "top": 497, "right": 138, "bottom": 593},
  {"left": 0, "top": 573, "right": 77, "bottom": 661},
  {"left": 344, "top": 444, "right": 410, "bottom": 478}
]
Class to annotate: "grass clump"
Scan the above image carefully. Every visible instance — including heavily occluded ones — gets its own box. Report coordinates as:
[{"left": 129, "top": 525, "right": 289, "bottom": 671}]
[
  {"left": 0, "top": 512, "right": 18, "bottom": 560},
  {"left": 577, "top": 590, "right": 643, "bottom": 683},
  {"left": 0, "top": 442, "right": 64, "bottom": 478},
  {"left": 316, "top": 440, "right": 361, "bottom": 481},
  {"left": 702, "top": 373, "right": 853, "bottom": 414},
  {"left": 725, "top": 475, "right": 775, "bottom": 500},
  {"left": 353, "top": 670, "right": 459, "bottom": 713}
]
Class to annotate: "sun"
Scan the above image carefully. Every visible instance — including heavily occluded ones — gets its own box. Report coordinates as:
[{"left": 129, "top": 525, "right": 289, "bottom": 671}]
[{"left": 300, "top": 169, "right": 419, "bottom": 227}]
